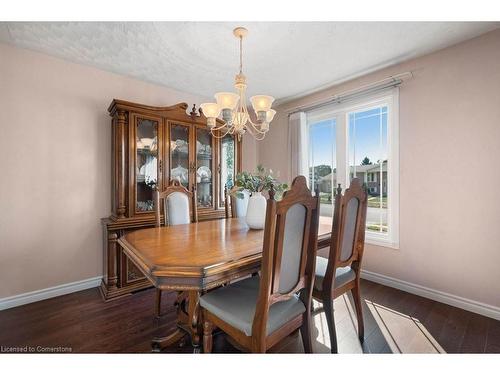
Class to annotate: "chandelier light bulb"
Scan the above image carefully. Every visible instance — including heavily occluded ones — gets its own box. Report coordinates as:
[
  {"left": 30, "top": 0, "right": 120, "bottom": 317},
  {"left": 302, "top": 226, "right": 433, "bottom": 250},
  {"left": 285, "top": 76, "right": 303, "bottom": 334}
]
[
  {"left": 200, "top": 103, "right": 220, "bottom": 118},
  {"left": 250, "top": 95, "right": 275, "bottom": 112},
  {"left": 214, "top": 92, "right": 239, "bottom": 111},
  {"left": 266, "top": 109, "right": 276, "bottom": 123}
]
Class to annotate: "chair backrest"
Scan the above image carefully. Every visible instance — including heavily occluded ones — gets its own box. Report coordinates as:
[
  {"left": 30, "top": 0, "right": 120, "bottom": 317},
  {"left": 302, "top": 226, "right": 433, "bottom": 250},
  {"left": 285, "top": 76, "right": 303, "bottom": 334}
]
[
  {"left": 252, "top": 176, "right": 320, "bottom": 337},
  {"left": 154, "top": 180, "right": 198, "bottom": 227},
  {"left": 323, "top": 178, "right": 368, "bottom": 291}
]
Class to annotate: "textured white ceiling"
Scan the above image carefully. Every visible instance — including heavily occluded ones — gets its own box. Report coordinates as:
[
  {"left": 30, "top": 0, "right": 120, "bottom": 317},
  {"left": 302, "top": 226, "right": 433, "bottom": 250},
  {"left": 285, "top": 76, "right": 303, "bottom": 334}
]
[{"left": 0, "top": 22, "right": 498, "bottom": 102}]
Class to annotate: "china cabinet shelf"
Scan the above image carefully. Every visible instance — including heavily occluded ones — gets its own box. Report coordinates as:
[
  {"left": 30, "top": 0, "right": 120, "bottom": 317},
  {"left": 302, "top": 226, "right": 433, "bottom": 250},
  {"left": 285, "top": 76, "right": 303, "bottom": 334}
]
[
  {"left": 197, "top": 155, "right": 212, "bottom": 160},
  {"left": 137, "top": 148, "right": 156, "bottom": 155},
  {"left": 172, "top": 150, "right": 188, "bottom": 155}
]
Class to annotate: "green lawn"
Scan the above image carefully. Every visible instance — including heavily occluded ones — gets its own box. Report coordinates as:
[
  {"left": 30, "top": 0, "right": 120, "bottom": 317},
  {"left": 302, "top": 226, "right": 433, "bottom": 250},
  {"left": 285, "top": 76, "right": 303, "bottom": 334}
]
[
  {"left": 319, "top": 192, "right": 332, "bottom": 204},
  {"left": 318, "top": 193, "right": 387, "bottom": 208},
  {"left": 367, "top": 223, "right": 388, "bottom": 232},
  {"left": 367, "top": 196, "right": 387, "bottom": 208}
]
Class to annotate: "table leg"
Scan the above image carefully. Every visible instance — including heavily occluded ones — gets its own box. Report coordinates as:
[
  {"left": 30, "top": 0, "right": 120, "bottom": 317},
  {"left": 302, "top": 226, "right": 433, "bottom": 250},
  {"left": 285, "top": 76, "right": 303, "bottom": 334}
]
[
  {"left": 151, "top": 290, "right": 202, "bottom": 352},
  {"left": 151, "top": 328, "right": 187, "bottom": 352},
  {"left": 188, "top": 290, "right": 201, "bottom": 347}
]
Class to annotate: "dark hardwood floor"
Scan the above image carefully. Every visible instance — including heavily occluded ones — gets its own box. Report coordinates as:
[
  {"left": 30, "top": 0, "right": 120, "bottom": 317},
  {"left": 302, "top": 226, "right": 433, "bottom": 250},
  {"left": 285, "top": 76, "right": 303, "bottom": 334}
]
[{"left": 1, "top": 279, "right": 498, "bottom": 353}]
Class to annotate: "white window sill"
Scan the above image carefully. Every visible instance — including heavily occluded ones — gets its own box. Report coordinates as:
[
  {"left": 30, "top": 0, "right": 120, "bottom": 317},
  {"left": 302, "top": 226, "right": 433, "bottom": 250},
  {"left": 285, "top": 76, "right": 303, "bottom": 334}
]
[{"left": 365, "top": 236, "right": 399, "bottom": 250}]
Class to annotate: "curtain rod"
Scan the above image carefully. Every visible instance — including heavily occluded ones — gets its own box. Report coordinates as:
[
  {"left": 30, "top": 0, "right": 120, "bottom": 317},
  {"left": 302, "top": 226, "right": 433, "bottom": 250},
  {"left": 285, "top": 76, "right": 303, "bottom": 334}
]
[{"left": 287, "top": 71, "right": 413, "bottom": 115}]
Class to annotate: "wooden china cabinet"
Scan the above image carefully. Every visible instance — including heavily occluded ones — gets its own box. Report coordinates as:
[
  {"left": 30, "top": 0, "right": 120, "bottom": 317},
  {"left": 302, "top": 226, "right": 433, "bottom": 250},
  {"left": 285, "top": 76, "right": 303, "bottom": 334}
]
[{"left": 100, "top": 100, "right": 242, "bottom": 300}]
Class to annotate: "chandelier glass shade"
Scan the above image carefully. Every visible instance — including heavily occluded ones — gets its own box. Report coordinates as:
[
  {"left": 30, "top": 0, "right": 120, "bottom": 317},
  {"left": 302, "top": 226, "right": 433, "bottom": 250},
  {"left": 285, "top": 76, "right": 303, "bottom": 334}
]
[{"left": 200, "top": 27, "right": 275, "bottom": 141}]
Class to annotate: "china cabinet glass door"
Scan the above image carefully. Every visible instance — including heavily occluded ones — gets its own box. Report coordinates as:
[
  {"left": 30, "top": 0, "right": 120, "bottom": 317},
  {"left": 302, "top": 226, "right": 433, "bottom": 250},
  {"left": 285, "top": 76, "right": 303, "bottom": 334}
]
[
  {"left": 169, "top": 123, "right": 190, "bottom": 189},
  {"left": 196, "top": 128, "right": 214, "bottom": 208},
  {"left": 219, "top": 134, "right": 236, "bottom": 207},
  {"left": 135, "top": 117, "right": 159, "bottom": 212}
]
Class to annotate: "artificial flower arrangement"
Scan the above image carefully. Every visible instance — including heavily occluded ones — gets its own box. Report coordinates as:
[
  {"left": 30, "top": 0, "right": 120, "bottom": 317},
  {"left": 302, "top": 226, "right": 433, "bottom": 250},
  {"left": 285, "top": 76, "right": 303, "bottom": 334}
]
[{"left": 232, "top": 165, "right": 288, "bottom": 200}]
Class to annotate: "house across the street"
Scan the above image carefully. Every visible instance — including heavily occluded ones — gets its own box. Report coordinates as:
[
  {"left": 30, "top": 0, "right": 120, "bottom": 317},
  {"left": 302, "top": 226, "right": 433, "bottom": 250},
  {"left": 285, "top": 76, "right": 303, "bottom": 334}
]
[{"left": 317, "top": 161, "right": 387, "bottom": 196}]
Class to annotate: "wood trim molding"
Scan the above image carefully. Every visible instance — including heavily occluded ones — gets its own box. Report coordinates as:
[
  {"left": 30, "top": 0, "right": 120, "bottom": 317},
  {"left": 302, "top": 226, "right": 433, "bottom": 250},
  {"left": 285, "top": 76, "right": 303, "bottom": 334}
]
[
  {"left": 3, "top": 269, "right": 499, "bottom": 323},
  {"left": 108, "top": 100, "right": 189, "bottom": 117},
  {"left": 361, "top": 270, "right": 500, "bottom": 321},
  {"left": 0, "top": 277, "right": 102, "bottom": 311}
]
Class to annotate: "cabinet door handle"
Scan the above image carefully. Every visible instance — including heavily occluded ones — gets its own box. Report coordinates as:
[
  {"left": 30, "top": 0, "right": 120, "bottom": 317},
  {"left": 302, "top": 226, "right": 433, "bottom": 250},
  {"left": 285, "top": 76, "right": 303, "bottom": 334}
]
[{"left": 159, "top": 160, "right": 162, "bottom": 173}]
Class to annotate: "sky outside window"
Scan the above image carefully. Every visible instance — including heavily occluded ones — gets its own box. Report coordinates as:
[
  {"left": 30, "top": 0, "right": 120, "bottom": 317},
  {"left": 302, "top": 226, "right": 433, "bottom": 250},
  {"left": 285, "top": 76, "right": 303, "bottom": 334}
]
[{"left": 349, "top": 106, "right": 388, "bottom": 167}]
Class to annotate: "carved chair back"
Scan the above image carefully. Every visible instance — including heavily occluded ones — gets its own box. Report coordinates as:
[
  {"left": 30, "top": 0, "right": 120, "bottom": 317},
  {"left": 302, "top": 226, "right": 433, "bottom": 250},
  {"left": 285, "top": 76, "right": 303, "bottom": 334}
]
[
  {"left": 251, "top": 175, "right": 320, "bottom": 339},
  {"left": 154, "top": 180, "right": 198, "bottom": 227},
  {"left": 323, "top": 178, "right": 368, "bottom": 291}
]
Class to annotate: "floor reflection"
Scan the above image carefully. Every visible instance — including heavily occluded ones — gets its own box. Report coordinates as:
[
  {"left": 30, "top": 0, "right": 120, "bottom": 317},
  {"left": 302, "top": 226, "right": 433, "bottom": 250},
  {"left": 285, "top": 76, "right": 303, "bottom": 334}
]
[
  {"left": 310, "top": 296, "right": 445, "bottom": 353},
  {"left": 365, "top": 300, "right": 445, "bottom": 353}
]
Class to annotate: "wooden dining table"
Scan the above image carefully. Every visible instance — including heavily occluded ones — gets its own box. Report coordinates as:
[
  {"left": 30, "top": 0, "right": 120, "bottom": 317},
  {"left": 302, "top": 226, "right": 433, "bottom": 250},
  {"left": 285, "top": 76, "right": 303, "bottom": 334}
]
[{"left": 118, "top": 217, "right": 332, "bottom": 352}]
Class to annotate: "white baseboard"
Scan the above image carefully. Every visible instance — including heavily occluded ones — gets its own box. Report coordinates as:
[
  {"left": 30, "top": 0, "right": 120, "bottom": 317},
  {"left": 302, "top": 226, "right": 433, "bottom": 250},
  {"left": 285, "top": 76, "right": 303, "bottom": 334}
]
[
  {"left": 361, "top": 270, "right": 500, "bottom": 321},
  {"left": 2, "top": 271, "right": 499, "bottom": 322},
  {"left": 0, "top": 276, "right": 102, "bottom": 311}
]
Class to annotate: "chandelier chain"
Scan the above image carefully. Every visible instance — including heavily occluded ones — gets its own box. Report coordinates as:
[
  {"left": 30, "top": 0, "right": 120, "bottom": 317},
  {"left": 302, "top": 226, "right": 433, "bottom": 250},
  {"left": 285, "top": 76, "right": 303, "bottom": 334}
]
[{"left": 239, "top": 36, "right": 243, "bottom": 74}]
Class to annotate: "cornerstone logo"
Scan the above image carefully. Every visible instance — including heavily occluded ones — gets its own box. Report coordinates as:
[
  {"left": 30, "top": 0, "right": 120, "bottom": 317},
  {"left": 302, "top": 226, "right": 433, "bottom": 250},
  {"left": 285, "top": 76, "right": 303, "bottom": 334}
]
[{"left": 1, "top": 346, "right": 72, "bottom": 353}]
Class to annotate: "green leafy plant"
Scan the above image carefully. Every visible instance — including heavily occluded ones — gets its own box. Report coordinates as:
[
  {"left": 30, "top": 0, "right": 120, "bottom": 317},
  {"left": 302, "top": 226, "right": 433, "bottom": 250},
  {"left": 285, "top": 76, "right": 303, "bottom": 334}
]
[{"left": 232, "top": 165, "right": 288, "bottom": 199}]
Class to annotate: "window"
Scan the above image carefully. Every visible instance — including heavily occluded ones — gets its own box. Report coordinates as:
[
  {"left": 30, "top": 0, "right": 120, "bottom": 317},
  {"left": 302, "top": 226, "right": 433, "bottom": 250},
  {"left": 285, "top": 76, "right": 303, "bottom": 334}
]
[
  {"left": 306, "top": 89, "right": 399, "bottom": 248},
  {"left": 308, "top": 119, "right": 336, "bottom": 224},
  {"left": 349, "top": 105, "right": 389, "bottom": 236}
]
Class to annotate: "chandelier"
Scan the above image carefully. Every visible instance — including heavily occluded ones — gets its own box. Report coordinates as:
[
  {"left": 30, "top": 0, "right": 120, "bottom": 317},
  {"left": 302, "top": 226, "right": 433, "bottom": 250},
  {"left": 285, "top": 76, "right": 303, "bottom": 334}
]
[{"left": 200, "top": 27, "right": 276, "bottom": 141}]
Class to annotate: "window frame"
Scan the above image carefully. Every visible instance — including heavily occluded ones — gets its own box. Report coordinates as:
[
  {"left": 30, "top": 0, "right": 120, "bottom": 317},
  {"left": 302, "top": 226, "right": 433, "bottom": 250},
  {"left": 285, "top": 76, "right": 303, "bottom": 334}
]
[{"left": 306, "top": 88, "right": 399, "bottom": 249}]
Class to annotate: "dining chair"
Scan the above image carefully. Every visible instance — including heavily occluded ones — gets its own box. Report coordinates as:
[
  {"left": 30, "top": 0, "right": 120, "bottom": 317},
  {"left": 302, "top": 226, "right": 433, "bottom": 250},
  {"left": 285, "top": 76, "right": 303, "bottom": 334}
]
[
  {"left": 200, "top": 176, "right": 320, "bottom": 353},
  {"left": 224, "top": 185, "right": 250, "bottom": 218},
  {"left": 312, "top": 178, "right": 368, "bottom": 353},
  {"left": 153, "top": 179, "right": 198, "bottom": 317}
]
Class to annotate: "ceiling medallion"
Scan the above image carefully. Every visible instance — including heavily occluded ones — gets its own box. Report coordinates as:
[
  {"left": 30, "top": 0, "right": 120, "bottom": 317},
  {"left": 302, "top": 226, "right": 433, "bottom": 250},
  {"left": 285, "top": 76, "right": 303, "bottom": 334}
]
[{"left": 200, "top": 27, "right": 276, "bottom": 141}]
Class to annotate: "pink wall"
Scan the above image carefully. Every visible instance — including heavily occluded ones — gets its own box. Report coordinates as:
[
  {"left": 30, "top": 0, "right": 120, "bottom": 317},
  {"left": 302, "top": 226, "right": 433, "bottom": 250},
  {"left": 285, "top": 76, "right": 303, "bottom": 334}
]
[
  {"left": 0, "top": 42, "right": 257, "bottom": 299},
  {"left": 259, "top": 29, "right": 500, "bottom": 309}
]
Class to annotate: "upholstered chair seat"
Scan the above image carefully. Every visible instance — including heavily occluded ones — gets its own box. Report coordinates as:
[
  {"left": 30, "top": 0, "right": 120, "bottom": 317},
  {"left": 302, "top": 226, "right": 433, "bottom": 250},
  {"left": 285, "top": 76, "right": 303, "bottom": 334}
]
[
  {"left": 199, "top": 276, "right": 306, "bottom": 336},
  {"left": 314, "top": 257, "right": 356, "bottom": 291}
]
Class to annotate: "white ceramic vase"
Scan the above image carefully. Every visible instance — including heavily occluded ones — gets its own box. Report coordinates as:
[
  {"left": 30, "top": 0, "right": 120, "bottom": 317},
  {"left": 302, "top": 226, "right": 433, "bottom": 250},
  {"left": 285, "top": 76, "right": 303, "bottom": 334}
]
[{"left": 245, "top": 192, "right": 267, "bottom": 230}]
